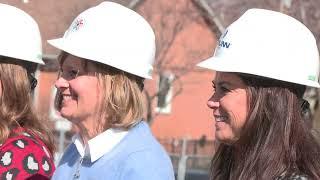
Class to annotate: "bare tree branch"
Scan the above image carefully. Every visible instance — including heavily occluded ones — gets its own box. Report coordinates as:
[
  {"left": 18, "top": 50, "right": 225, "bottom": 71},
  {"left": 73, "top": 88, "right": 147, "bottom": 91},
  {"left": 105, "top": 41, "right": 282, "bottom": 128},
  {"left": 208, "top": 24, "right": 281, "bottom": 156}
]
[
  {"left": 192, "top": 0, "right": 225, "bottom": 34},
  {"left": 128, "top": 0, "right": 144, "bottom": 9}
]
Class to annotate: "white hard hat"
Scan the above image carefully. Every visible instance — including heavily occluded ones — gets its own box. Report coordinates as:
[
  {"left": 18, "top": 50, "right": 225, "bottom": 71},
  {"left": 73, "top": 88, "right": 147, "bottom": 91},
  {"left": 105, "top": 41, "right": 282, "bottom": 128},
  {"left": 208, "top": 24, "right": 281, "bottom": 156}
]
[
  {"left": 0, "top": 3, "right": 44, "bottom": 64},
  {"left": 197, "top": 9, "right": 320, "bottom": 88},
  {"left": 48, "top": 2, "right": 156, "bottom": 79}
]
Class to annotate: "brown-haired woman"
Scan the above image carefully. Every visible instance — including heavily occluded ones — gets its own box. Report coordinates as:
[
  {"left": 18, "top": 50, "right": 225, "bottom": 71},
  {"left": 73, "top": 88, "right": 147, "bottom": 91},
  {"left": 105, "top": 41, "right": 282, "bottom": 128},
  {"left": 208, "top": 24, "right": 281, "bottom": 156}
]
[
  {"left": 48, "top": 2, "right": 174, "bottom": 180},
  {"left": 197, "top": 9, "right": 320, "bottom": 179},
  {"left": 0, "top": 3, "right": 55, "bottom": 179}
]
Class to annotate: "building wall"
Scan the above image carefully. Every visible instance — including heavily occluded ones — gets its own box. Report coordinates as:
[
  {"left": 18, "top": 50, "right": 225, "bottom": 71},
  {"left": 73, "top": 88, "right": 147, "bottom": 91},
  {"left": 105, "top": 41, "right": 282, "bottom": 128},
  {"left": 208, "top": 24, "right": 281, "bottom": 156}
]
[
  {"left": 0, "top": 0, "right": 129, "bottom": 54},
  {"left": 0, "top": 0, "right": 218, "bottom": 141},
  {"left": 138, "top": 0, "right": 217, "bottom": 140}
]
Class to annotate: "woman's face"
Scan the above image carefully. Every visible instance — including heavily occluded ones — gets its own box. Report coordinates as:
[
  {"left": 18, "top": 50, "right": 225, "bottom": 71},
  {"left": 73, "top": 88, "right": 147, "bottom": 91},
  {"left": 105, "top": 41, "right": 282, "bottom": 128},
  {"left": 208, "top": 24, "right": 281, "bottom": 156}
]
[
  {"left": 207, "top": 72, "right": 248, "bottom": 144},
  {"left": 55, "top": 55, "right": 100, "bottom": 124}
]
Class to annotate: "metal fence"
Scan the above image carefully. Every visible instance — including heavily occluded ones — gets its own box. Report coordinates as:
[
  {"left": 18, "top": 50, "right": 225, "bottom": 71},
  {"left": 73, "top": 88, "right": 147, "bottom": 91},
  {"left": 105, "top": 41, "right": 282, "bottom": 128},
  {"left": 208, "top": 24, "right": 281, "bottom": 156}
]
[{"left": 159, "top": 138, "right": 215, "bottom": 180}]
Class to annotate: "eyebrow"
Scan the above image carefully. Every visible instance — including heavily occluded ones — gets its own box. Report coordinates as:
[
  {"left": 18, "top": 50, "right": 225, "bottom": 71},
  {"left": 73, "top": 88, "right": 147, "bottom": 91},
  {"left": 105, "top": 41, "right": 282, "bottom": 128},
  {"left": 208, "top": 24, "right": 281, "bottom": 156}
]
[
  {"left": 62, "top": 63, "right": 81, "bottom": 70},
  {"left": 212, "top": 80, "right": 231, "bottom": 86}
]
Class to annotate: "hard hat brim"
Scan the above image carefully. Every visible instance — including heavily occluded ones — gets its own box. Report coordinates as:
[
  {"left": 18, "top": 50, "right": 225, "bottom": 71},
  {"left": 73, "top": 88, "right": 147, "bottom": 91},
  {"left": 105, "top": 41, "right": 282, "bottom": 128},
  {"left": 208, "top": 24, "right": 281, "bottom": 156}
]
[
  {"left": 197, "top": 56, "right": 320, "bottom": 88},
  {"left": 0, "top": 51, "right": 44, "bottom": 65}
]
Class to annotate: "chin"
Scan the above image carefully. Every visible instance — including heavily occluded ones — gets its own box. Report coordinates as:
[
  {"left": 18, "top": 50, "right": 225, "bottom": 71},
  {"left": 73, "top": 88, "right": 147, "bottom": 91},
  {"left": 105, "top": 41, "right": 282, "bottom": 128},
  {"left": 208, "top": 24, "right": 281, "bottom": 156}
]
[
  {"left": 215, "top": 132, "right": 237, "bottom": 145},
  {"left": 59, "top": 109, "right": 73, "bottom": 119}
]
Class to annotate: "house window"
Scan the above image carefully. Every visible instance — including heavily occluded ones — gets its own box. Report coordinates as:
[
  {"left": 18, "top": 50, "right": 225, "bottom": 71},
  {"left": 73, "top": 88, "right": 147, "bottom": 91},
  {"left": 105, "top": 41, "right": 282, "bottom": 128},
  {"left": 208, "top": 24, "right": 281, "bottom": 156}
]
[{"left": 156, "top": 73, "right": 174, "bottom": 114}]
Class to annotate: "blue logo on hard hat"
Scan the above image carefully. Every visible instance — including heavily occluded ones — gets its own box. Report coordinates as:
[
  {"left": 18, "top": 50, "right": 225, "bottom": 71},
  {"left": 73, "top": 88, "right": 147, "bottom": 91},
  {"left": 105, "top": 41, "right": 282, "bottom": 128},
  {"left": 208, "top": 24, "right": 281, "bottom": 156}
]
[
  {"left": 218, "top": 30, "right": 231, "bottom": 48},
  {"left": 219, "top": 41, "right": 231, "bottom": 48},
  {"left": 222, "top": 30, "right": 228, "bottom": 38}
]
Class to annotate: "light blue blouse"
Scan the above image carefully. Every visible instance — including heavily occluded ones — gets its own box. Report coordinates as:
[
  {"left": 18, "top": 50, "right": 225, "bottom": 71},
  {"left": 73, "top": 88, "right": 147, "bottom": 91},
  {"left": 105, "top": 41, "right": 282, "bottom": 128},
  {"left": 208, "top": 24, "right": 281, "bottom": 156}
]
[{"left": 52, "top": 121, "right": 175, "bottom": 180}]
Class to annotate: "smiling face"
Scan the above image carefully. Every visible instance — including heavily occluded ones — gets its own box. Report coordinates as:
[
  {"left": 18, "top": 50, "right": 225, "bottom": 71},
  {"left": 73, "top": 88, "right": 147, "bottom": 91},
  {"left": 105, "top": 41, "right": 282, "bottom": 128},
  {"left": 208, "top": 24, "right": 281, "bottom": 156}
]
[
  {"left": 55, "top": 54, "right": 101, "bottom": 125},
  {"left": 207, "top": 72, "right": 248, "bottom": 144}
]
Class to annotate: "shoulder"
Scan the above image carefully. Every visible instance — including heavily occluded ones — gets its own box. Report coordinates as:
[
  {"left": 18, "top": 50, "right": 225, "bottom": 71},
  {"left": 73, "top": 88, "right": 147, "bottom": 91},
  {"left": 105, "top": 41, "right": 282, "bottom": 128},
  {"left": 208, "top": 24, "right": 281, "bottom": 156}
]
[
  {"left": 126, "top": 121, "right": 165, "bottom": 150},
  {"left": 0, "top": 131, "right": 55, "bottom": 179},
  {"left": 120, "top": 122, "right": 172, "bottom": 164},
  {"left": 108, "top": 122, "right": 174, "bottom": 179},
  {"left": 119, "top": 150, "right": 174, "bottom": 180}
]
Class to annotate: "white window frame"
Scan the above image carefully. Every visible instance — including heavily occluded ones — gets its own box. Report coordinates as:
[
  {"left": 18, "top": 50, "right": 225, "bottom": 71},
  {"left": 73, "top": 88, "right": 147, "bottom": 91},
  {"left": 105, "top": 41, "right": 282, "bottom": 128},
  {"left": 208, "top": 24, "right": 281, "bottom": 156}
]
[{"left": 155, "top": 73, "right": 174, "bottom": 114}]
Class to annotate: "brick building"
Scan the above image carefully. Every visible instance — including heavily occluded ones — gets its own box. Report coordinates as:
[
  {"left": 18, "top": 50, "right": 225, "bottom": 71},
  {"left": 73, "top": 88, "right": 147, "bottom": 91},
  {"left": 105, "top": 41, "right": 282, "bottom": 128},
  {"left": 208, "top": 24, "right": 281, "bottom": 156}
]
[
  {"left": 0, "top": 4, "right": 222, "bottom": 174},
  {"left": 0, "top": 0, "right": 219, "bottom": 142}
]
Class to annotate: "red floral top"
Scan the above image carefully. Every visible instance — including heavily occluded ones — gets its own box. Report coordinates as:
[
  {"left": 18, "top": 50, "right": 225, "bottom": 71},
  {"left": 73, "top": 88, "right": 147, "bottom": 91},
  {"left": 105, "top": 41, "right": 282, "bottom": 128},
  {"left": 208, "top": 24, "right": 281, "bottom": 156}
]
[{"left": 0, "top": 128, "right": 55, "bottom": 179}]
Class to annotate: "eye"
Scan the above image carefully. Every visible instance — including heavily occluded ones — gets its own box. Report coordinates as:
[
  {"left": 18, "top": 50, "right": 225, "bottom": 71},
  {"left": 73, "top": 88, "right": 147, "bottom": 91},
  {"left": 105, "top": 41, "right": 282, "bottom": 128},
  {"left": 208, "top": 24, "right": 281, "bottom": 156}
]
[
  {"left": 68, "top": 69, "right": 79, "bottom": 78},
  {"left": 58, "top": 68, "right": 80, "bottom": 80},
  {"left": 219, "top": 86, "right": 230, "bottom": 93}
]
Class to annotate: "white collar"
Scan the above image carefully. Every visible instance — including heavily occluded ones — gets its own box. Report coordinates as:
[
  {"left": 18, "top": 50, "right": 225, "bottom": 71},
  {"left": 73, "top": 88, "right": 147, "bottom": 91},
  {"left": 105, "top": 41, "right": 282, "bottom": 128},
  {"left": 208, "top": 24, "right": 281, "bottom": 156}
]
[{"left": 72, "top": 128, "right": 128, "bottom": 162}]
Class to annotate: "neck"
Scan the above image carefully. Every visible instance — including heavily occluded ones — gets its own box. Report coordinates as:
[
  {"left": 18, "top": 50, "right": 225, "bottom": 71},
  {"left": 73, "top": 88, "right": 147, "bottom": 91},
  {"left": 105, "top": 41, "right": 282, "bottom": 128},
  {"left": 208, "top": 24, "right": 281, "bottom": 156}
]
[{"left": 75, "top": 116, "right": 108, "bottom": 144}]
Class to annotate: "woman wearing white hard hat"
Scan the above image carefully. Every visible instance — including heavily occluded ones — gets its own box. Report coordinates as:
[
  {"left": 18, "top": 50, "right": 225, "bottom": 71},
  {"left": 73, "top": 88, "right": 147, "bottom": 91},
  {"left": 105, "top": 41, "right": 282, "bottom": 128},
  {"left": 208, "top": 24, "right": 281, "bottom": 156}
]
[
  {"left": 197, "top": 9, "right": 320, "bottom": 179},
  {"left": 0, "top": 3, "right": 55, "bottom": 179},
  {"left": 49, "top": 2, "right": 174, "bottom": 180}
]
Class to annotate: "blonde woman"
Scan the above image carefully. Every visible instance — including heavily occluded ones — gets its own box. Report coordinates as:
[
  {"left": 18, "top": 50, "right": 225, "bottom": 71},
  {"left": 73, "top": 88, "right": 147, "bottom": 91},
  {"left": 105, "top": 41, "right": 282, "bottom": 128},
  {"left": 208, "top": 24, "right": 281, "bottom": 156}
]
[
  {"left": 0, "top": 3, "right": 55, "bottom": 179},
  {"left": 49, "top": 2, "right": 174, "bottom": 180}
]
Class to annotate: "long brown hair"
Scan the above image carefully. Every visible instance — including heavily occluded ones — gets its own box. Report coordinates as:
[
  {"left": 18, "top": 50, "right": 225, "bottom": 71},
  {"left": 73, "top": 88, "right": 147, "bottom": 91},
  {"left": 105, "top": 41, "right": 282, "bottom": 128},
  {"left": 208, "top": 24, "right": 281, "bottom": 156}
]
[
  {"left": 0, "top": 57, "right": 54, "bottom": 153},
  {"left": 210, "top": 73, "right": 320, "bottom": 180}
]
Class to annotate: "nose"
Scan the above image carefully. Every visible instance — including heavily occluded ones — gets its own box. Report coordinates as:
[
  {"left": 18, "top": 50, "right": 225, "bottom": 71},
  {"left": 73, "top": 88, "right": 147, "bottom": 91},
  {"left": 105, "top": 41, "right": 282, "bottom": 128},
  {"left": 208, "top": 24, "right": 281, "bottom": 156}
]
[
  {"left": 207, "top": 94, "right": 219, "bottom": 109},
  {"left": 55, "top": 76, "right": 69, "bottom": 89}
]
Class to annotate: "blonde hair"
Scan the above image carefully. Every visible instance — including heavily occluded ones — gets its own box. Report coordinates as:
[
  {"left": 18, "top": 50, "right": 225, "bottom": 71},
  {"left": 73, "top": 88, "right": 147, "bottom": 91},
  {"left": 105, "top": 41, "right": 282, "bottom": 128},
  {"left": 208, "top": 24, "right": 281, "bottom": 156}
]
[
  {"left": 96, "top": 63, "right": 144, "bottom": 129},
  {"left": 0, "top": 57, "right": 54, "bottom": 153},
  {"left": 55, "top": 52, "right": 145, "bottom": 130}
]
